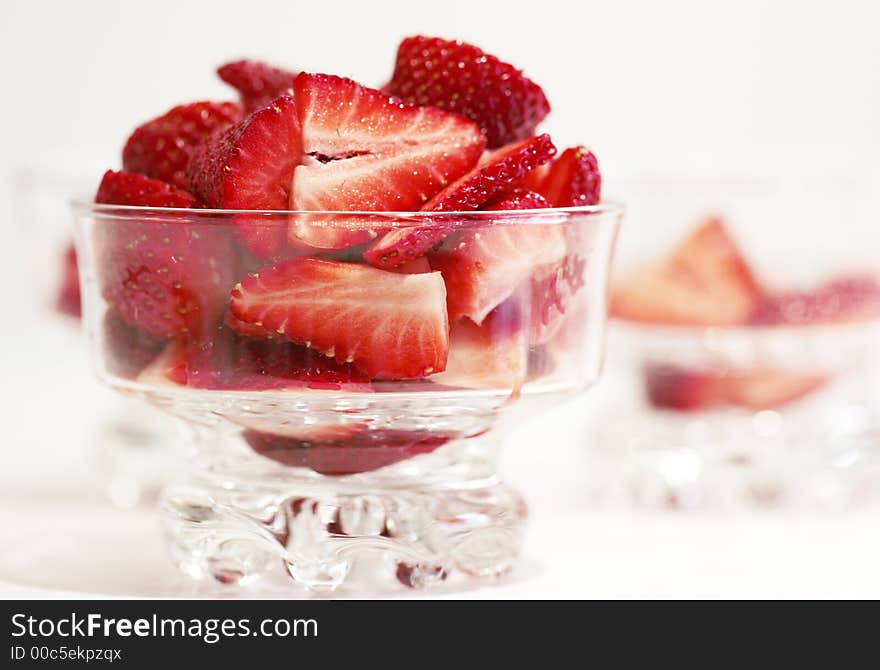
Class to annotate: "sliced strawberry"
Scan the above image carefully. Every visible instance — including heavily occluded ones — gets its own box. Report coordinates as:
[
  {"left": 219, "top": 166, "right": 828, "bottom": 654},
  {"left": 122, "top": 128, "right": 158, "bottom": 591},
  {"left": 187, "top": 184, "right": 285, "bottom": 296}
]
[
  {"left": 749, "top": 275, "right": 880, "bottom": 326},
  {"left": 56, "top": 243, "right": 81, "bottom": 318},
  {"left": 95, "top": 169, "right": 198, "bottom": 208},
  {"left": 122, "top": 101, "right": 242, "bottom": 191},
  {"left": 245, "top": 428, "right": 451, "bottom": 475},
  {"left": 644, "top": 364, "right": 727, "bottom": 411},
  {"left": 230, "top": 258, "right": 449, "bottom": 379},
  {"left": 95, "top": 171, "right": 236, "bottom": 339},
  {"left": 288, "top": 73, "right": 484, "bottom": 250},
  {"left": 363, "top": 135, "right": 556, "bottom": 268},
  {"left": 217, "top": 59, "right": 298, "bottom": 113},
  {"left": 386, "top": 257, "right": 432, "bottom": 275},
  {"left": 612, "top": 217, "right": 761, "bottom": 326},
  {"left": 224, "top": 308, "right": 277, "bottom": 340},
  {"left": 386, "top": 35, "right": 551, "bottom": 148},
  {"left": 429, "top": 197, "right": 565, "bottom": 323},
  {"left": 429, "top": 305, "right": 527, "bottom": 391},
  {"left": 102, "top": 310, "right": 166, "bottom": 379},
  {"left": 727, "top": 371, "right": 828, "bottom": 409},
  {"left": 523, "top": 146, "right": 601, "bottom": 206},
  {"left": 162, "top": 333, "right": 372, "bottom": 392},
  {"left": 645, "top": 363, "right": 828, "bottom": 411},
  {"left": 187, "top": 95, "right": 302, "bottom": 258}
]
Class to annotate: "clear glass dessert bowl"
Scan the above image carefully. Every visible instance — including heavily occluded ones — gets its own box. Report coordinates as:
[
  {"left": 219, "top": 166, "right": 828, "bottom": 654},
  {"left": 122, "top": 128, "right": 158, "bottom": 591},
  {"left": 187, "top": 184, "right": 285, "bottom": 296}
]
[{"left": 73, "top": 202, "right": 621, "bottom": 592}]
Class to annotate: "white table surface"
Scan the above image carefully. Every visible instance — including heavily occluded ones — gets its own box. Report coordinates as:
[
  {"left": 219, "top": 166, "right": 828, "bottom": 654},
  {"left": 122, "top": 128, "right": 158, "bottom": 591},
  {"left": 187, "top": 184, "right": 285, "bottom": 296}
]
[{"left": 1, "top": 320, "right": 879, "bottom": 600}]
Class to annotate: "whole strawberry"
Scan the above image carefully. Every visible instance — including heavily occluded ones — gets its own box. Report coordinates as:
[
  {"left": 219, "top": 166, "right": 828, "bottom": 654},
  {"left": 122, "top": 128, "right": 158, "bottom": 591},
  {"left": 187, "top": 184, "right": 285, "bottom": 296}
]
[
  {"left": 387, "top": 36, "right": 551, "bottom": 148},
  {"left": 95, "top": 170, "right": 237, "bottom": 340},
  {"left": 122, "top": 101, "right": 242, "bottom": 191}
]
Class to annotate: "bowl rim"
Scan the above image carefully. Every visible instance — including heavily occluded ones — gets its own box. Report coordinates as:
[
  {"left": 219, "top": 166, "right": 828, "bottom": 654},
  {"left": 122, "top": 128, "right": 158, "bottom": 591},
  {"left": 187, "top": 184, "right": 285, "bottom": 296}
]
[{"left": 70, "top": 199, "right": 625, "bottom": 219}]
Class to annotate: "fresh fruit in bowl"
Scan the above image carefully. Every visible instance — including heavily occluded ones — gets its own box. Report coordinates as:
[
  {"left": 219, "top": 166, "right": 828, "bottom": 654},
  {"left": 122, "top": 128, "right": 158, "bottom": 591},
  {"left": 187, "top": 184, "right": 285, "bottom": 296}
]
[{"left": 611, "top": 216, "right": 880, "bottom": 412}]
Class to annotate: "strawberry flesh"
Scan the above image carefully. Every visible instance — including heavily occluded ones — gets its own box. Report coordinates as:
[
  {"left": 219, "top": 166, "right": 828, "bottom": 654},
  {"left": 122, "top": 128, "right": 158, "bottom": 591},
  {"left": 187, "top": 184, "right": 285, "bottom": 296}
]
[
  {"left": 363, "top": 135, "right": 556, "bottom": 268},
  {"left": 217, "top": 59, "right": 298, "bottom": 113},
  {"left": 122, "top": 101, "right": 242, "bottom": 191},
  {"left": 187, "top": 95, "right": 302, "bottom": 258},
  {"left": 288, "top": 73, "right": 484, "bottom": 249},
  {"left": 230, "top": 257, "right": 449, "bottom": 379},
  {"left": 387, "top": 36, "right": 551, "bottom": 148},
  {"left": 102, "top": 310, "right": 167, "bottom": 379}
]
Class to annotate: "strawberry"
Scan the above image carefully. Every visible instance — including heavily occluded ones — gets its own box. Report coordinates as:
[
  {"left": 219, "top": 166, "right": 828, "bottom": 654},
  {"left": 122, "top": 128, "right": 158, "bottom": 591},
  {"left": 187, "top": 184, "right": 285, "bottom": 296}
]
[
  {"left": 122, "top": 101, "right": 242, "bottom": 191},
  {"left": 95, "top": 169, "right": 198, "bottom": 208},
  {"left": 523, "top": 146, "right": 601, "bottom": 206},
  {"left": 95, "top": 170, "right": 236, "bottom": 339},
  {"left": 429, "top": 304, "right": 527, "bottom": 391},
  {"left": 187, "top": 95, "right": 301, "bottom": 258},
  {"left": 386, "top": 36, "right": 551, "bottom": 148},
  {"left": 429, "top": 190, "right": 565, "bottom": 323},
  {"left": 644, "top": 364, "right": 727, "bottom": 411},
  {"left": 230, "top": 257, "right": 449, "bottom": 379},
  {"left": 612, "top": 217, "right": 762, "bottom": 326},
  {"left": 163, "top": 333, "right": 372, "bottom": 392},
  {"left": 645, "top": 363, "right": 828, "bottom": 411},
  {"left": 56, "top": 243, "right": 81, "bottom": 318},
  {"left": 245, "top": 428, "right": 451, "bottom": 475},
  {"left": 102, "top": 310, "right": 166, "bottom": 379},
  {"left": 288, "top": 73, "right": 484, "bottom": 249},
  {"left": 749, "top": 276, "right": 880, "bottom": 325},
  {"left": 217, "top": 59, "right": 298, "bottom": 113},
  {"left": 363, "top": 134, "right": 557, "bottom": 268}
]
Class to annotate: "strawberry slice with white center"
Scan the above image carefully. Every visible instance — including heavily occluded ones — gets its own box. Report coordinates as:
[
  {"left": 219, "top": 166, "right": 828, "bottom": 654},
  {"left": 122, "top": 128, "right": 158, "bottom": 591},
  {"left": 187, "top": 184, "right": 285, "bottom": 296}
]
[
  {"left": 612, "top": 217, "right": 762, "bottom": 326},
  {"left": 230, "top": 257, "right": 449, "bottom": 379},
  {"left": 288, "top": 73, "right": 485, "bottom": 250},
  {"left": 187, "top": 95, "right": 302, "bottom": 258},
  {"left": 363, "top": 134, "right": 556, "bottom": 268},
  {"left": 429, "top": 304, "right": 527, "bottom": 392},
  {"left": 428, "top": 189, "right": 565, "bottom": 323}
]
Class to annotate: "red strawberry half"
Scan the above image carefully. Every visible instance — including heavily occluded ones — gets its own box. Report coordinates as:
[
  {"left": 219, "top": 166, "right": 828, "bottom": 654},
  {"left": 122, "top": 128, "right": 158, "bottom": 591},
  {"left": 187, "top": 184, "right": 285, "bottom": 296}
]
[
  {"left": 363, "top": 135, "right": 557, "bottom": 268},
  {"left": 230, "top": 257, "right": 449, "bottom": 379},
  {"left": 288, "top": 73, "right": 485, "bottom": 250},
  {"left": 523, "top": 146, "right": 601, "bottom": 207},
  {"left": 386, "top": 36, "right": 551, "bottom": 148},
  {"left": 56, "top": 243, "right": 81, "bottom": 318},
  {"left": 217, "top": 59, "right": 298, "bottom": 113},
  {"left": 95, "top": 169, "right": 198, "bottom": 208},
  {"left": 122, "top": 101, "right": 242, "bottom": 191},
  {"left": 245, "top": 428, "right": 451, "bottom": 475},
  {"left": 95, "top": 170, "right": 236, "bottom": 340},
  {"left": 102, "top": 310, "right": 167, "bottom": 379},
  {"left": 612, "top": 217, "right": 762, "bottom": 326},
  {"left": 187, "top": 95, "right": 302, "bottom": 258}
]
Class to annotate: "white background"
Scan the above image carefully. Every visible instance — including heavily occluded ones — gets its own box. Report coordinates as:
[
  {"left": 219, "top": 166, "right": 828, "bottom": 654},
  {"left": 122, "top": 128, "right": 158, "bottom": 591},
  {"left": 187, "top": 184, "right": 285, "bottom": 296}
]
[{"left": 0, "top": 0, "right": 879, "bottom": 599}]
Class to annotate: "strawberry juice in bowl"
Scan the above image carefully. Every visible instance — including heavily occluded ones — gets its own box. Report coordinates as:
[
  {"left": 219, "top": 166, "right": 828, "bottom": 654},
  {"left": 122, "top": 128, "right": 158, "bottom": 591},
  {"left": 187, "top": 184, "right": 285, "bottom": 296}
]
[{"left": 71, "top": 37, "right": 621, "bottom": 592}]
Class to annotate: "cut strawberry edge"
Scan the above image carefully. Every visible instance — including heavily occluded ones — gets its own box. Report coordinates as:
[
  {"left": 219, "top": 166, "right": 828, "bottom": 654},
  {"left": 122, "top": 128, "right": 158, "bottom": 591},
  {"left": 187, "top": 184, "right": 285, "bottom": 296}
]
[
  {"left": 522, "top": 145, "right": 601, "bottom": 207},
  {"left": 362, "top": 135, "right": 557, "bottom": 269},
  {"left": 644, "top": 363, "right": 830, "bottom": 411}
]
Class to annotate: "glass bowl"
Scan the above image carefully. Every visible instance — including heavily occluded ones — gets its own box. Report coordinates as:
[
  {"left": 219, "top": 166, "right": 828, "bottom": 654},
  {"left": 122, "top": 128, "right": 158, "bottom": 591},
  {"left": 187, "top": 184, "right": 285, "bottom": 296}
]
[
  {"left": 586, "top": 176, "right": 880, "bottom": 509},
  {"left": 72, "top": 203, "right": 621, "bottom": 592}
]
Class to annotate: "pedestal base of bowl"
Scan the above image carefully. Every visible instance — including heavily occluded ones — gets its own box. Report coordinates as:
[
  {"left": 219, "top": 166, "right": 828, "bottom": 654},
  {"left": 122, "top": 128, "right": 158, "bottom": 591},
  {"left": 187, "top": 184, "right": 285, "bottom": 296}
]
[{"left": 160, "top": 435, "right": 527, "bottom": 594}]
